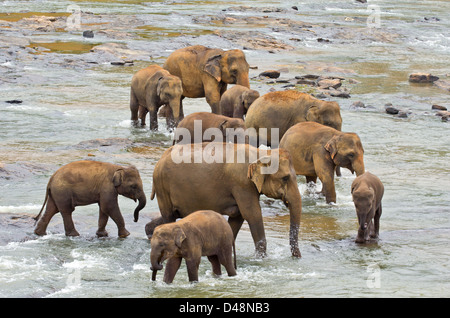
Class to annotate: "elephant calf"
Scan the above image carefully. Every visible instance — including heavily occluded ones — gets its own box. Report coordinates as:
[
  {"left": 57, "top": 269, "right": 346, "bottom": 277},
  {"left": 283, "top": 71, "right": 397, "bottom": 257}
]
[
  {"left": 280, "top": 122, "right": 365, "bottom": 204},
  {"left": 219, "top": 85, "right": 260, "bottom": 119},
  {"left": 34, "top": 160, "right": 146, "bottom": 238},
  {"left": 150, "top": 210, "right": 237, "bottom": 283},
  {"left": 351, "top": 172, "right": 384, "bottom": 243},
  {"left": 130, "top": 64, "right": 183, "bottom": 130},
  {"left": 173, "top": 112, "right": 247, "bottom": 144}
]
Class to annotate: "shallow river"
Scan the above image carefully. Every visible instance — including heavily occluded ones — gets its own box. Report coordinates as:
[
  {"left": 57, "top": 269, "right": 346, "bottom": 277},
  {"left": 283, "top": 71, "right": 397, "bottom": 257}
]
[{"left": 0, "top": 0, "right": 449, "bottom": 298}]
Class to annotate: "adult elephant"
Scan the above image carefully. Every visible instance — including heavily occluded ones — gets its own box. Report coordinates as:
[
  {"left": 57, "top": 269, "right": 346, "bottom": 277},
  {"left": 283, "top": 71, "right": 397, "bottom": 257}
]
[
  {"left": 146, "top": 142, "right": 302, "bottom": 258},
  {"left": 280, "top": 122, "right": 365, "bottom": 204},
  {"left": 130, "top": 65, "right": 183, "bottom": 131},
  {"left": 245, "top": 90, "right": 342, "bottom": 147},
  {"left": 34, "top": 160, "right": 147, "bottom": 238},
  {"left": 163, "top": 45, "right": 250, "bottom": 114}
]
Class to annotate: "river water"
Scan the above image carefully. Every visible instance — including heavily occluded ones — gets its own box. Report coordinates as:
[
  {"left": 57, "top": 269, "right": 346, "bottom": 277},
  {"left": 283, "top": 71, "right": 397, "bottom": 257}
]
[{"left": 0, "top": 0, "right": 449, "bottom": 298}]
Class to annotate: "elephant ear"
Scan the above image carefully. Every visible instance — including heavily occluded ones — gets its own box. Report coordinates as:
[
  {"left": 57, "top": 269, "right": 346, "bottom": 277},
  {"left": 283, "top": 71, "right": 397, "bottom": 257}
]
[
  {"left": 204, "top": 54, "right": 222, "bottom": 82},
  {"left": 306, "top": 105, "right": 319, "bottom": 122},
  {"left": 233, "top": 94, "right": 246, "bottom": 118},
  {"left": 324, "top": 136, "right": 339, "bottom": 160},
  {"left": 174, "top": 227, "right": 186, "bottom": 248},
  {"left": 156, "top": 76, "right": 164, "bottom": 97},
  {"left": 247, "top": 157, "right": 271, "bottom": 193},
  {"left": 113, "top": 169, "right": 124, "bottom": 187}
]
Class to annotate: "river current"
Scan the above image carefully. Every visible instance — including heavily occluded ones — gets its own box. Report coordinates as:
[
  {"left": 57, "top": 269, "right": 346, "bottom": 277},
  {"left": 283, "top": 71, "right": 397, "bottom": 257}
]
[{"left": 0, "top": 0, "right": 449, "bottom": 298}]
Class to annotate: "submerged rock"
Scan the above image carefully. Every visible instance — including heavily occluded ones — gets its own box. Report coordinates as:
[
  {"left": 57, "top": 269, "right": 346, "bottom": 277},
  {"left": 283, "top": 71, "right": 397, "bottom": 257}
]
[
  {"left": 408, "top": 73, "right": 439, "bottom": 83},
  {"left": 432, "top": 105, "right": 447, "bottom": 111},
  {"left": 385, "top": 104, "right": 400, "bottom": 115},
  {"left": 259, "top": 70, "right": 281, "bottom": 79}
]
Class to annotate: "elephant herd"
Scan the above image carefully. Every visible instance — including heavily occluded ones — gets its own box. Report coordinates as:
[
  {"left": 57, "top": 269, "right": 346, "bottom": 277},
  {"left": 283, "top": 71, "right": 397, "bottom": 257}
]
[{"left": 33, "top": 45, "right": 384, "bottom": 283}]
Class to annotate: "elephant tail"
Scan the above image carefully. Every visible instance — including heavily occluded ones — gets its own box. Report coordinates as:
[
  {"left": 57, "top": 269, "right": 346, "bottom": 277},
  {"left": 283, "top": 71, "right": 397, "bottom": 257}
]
[
  {"left": 150, "top": 182, "right": 156, "bottom": 201},
  {"left": 34, "top": 186, "right": 49, "bottom": 224}
]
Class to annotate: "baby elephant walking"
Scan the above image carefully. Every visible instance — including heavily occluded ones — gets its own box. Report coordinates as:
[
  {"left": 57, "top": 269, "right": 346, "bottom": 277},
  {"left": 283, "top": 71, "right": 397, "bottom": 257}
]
[
  {"left": 34, "top": 160, "right": 147, "bottom": 238},
  {"left": 351, "top": 172, "right": 384, "bottom": 243},
  {"left": 150, "top": 210, "right": 237, "bottom": 283}
]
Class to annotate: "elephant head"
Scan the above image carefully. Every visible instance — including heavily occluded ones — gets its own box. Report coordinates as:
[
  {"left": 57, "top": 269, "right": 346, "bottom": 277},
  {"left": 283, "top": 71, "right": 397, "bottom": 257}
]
[
  {"left": 324, "top": 133, "right": 365, "bottom": 176},
  {"left": 113, "top": 166, "right": 147, "bottom": 222},
  {"left": 150, "top": 224, "right": 185, "bottom": 278},
  {"left": 157, "top": 74, "right": 183, "bottom": 127},
  {"left": 219, "top": 118, "right": 248, "bottom": 143},
  {"left": 306, "top": 100, "right": 342, "bottom": 131},
  {"left": 204, "top": 50, "right": 250, "bottom": 88},
  {"left": 247, "top": 149, "right": 302, "bottom": 257},
  {"left": 351, "top": 187, "right": 375, "bottom": 243},
  {"left": 237, "top": 88, "right": 260, "bottom": 117}
]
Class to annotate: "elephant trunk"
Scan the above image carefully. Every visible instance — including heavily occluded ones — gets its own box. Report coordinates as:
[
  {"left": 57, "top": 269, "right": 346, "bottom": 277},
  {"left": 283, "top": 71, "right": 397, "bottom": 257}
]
[
  {"left": 237, "top": 73, "right": 250, "bottom": 88},
  {"left": 150, "top": 249, "right": 164, "bottom": 281},
  {"left": 285, "top": 181, "right": 302, "bottom": 258},
  {"left": 170, "top": 99, "right": 182, "bottom": 122},
  {"left": 133, "top": 192, "right": 147, "bottom": 222},
  {"left": 353, "top": 158, "right": 365, "bottom": 177}
]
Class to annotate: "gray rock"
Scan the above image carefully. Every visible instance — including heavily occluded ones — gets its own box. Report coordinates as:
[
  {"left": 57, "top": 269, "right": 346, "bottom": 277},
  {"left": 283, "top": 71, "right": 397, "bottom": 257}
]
[
  {"left": 385, "top": 105, "right": 400, "bottom": 115},
  {"left": 83, "top": 30, "right": 94, "bottom": 38}
]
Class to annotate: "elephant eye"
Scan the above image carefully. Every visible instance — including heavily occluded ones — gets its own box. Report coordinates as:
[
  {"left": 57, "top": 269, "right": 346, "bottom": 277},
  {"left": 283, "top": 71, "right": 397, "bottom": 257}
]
[
  {"left": 348, "top": 153, "right": 355, "bottom": 158},
  {"left": 282, "top": 176, "right": 290, "bottom": 183}
]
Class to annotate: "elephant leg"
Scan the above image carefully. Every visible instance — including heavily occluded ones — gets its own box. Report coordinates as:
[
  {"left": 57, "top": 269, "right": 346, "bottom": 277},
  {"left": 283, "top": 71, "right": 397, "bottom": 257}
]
[
  {"left": 96, "top": 206, "right": 109, "bottom": 237},
  {"left": 233, "top": 190, "right": 266, "bottom": 257},
  {"left": 185, "top": 257, "right": 201, "bottom": 282},
  {"left": 60, "top": 207, "right": 79, "bottom": 237},
  {"left": 205, "top": 87, "right": 221, "bottom": 114},
  {"left": 227, "top": 214, "right": 244, "bottom": 241},
  {"left": 218, "top": 247, "right": 237, "bottom": 277},
  {"left": 163, "top": 257, "right": 182, "bottom": 284},
  {"left": 34, "top": 196, "right": 59, "bottom": 236},
  {"left": 130, "top": 89, "right": 139, "bottom": 125},
  {"left": 320, "top": 175, "right": 336, "bottom": 204},
  {"left": 372, "top": 205, "right": 382, "bottom": 239},
  {"left": 139, "top": 106, "right": 148, "bottom": 126},
  {"left": 207, "top": 255, "right": 222, "bottom": 276},
  {"left": 100, "top": 198, "right": 129, "bottom": 238},
  {"left": 314, "top": 155, "right": 336, "bottom": 203},
  {"left": 149, "top": 106, "right": 159, "bottom": 131}
]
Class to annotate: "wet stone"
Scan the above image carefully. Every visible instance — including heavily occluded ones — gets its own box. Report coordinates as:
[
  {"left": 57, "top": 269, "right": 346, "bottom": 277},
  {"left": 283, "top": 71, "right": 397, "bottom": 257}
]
[
  {"left": 83, "top": 30, "right": 94, "bottom": 38},
  {"left": 432, "top": 105, "right": 447, "bottom": 111},
  {"left": 385, "top": 104, "right": 400, "bottom": 115},
  {"left": 408, "top": 73, "right": 439, "bottom": 83},
  {"left": 259, "top": 70, "right": 280, "bottom": 79}
]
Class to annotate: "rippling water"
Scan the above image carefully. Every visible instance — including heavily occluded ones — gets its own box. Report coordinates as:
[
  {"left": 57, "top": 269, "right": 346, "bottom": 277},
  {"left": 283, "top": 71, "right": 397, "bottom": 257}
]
[{"left": 0, "top": 0, "right": 449, "bottom": 298}]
